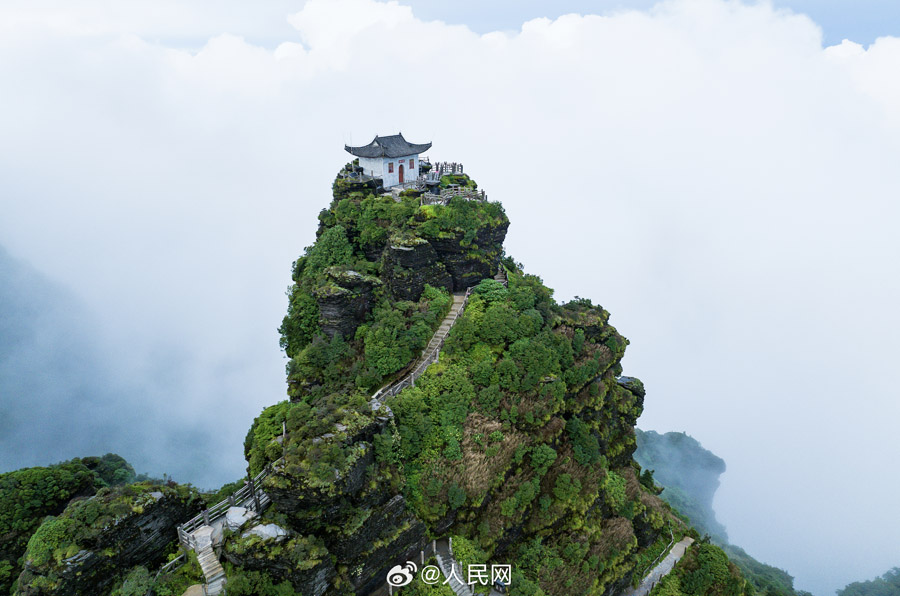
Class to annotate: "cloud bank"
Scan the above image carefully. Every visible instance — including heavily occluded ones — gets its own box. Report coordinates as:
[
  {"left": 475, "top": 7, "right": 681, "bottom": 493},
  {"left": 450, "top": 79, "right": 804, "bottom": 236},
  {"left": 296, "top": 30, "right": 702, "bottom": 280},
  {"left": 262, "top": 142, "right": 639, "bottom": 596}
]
[{"left": 1, "top": 1, "right": 899, "bottom": 593}]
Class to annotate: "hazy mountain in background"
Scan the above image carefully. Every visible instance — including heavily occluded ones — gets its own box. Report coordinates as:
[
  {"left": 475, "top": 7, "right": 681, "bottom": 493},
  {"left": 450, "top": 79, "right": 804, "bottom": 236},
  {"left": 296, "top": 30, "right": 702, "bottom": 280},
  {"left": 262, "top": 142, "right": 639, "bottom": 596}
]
[
  {"left": 838, "top": 568, "right": 900, "bottom": 596},
  {"left": 635, "top": 429, "right": 728, "bottom": 540},
  {"left": 0, "top": 245, "right": 123, "bottom": 468},
  {"left": 0, "top": 245, "right": 215, "bottom": 483},
  {"left": 635, "top": 429, "right": 807, "bottom": 596}
]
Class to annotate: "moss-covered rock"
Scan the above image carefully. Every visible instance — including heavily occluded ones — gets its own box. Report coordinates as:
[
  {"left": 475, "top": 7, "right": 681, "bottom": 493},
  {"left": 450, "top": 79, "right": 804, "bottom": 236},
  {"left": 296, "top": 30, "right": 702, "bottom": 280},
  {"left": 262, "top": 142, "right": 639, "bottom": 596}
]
[
  {"left": 0, "top": 455, "right": 142, "bottom": 595},
  {"left": 223, "top": 530, "right": 335, "bottom": 596},
  {"left": 382, "top": 237, "right": 453, "bottom": 301},
  {"left": 245, "top": 163, "right": 753, "bottom": 596},
  {"left": 15, "top": 483, "right": 201, "bottom": 596}
]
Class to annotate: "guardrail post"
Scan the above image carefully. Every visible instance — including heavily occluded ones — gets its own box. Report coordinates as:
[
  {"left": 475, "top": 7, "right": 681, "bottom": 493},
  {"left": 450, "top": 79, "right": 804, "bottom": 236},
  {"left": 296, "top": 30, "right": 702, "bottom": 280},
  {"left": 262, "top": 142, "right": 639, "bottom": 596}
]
[{"left": 247, "top": 477, "right": 261, "bottom": 512}]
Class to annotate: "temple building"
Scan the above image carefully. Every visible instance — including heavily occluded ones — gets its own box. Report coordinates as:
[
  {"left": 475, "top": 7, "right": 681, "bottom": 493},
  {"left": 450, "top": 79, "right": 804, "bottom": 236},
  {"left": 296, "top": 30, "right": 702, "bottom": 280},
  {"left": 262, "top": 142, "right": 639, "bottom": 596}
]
[{"left": 345, "top": 133, "right": 432, "bottom": 188}]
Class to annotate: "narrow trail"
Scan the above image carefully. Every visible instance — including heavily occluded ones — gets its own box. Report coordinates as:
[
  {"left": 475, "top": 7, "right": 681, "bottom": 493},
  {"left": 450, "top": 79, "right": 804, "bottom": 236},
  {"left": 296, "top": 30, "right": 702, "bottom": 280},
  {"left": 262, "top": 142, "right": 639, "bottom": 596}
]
[
  {"left": 621, "top": 537, "right": 695, "bottom": 596},
  {"left": 434, "top": 538, "right": 473, "bottom": 596},
  {"left": 434, "top": 538, "right": 507, "bottom": 596},
  {"left": 426, "top": 292, "right": 466, "bottom": 350},
  {"left": 191, "top": 526, "right": 226, "bottom": 595},
  {"left": 169, "top": 284, "right": 485, "bottom": 595}
]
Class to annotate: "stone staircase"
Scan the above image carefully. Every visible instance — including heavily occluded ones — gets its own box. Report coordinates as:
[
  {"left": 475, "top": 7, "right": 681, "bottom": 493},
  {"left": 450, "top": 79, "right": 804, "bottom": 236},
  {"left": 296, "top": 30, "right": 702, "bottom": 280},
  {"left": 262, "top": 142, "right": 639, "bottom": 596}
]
[
  {"left": 434, "top": 542, "right": 473, "bottom": 596},
  {"left": 191, "top": 526, "right": 226, "bottom": 595},
  {"left": 423, "top": 293, "right": 466, "bottom": 354}
]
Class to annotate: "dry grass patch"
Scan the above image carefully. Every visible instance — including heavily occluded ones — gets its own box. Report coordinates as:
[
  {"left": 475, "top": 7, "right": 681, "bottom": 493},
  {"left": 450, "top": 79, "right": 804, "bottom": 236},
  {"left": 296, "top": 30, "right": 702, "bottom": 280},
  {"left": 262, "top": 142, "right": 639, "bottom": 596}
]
[
  {"left": 460, "top": 412, "right": 526, "bottom": 495},
  {"left": 537, "top": 416, "right": 565, "bottom": 443},
  {"left": 622, "top": 466, "right": 641, "bottom": 500},
  {"left": 596, "top": 516, "right": 636, "bottom": 560}
]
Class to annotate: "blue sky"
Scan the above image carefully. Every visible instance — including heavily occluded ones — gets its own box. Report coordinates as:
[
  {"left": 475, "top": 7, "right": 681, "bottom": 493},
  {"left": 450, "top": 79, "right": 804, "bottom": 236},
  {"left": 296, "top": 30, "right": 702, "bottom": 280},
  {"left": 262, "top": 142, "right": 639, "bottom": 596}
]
[{"left": 404, "top": 0, "right": 900, "bottom": 46}]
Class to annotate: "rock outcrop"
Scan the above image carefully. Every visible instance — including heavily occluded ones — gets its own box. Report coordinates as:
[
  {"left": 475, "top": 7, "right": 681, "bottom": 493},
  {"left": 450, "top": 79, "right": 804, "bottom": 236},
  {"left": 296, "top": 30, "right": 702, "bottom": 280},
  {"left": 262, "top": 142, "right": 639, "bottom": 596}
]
[
  {"left": 314, "top": 268, "right": 381, "bottom": 339},
  {"left": 381, "top": 237, "right": 453, "bottom": 301},
  {"left": 16, "top": 484, "right": 201, "bottom": 596},
  {"left": 255, "top": 164, "right": 683, "bottom": 596},
  {"left": 223, "top": 531, "right": 336, "bottom": 596},
  {"left": 423, "top": 221, "right": 509, "bottom": 291}
]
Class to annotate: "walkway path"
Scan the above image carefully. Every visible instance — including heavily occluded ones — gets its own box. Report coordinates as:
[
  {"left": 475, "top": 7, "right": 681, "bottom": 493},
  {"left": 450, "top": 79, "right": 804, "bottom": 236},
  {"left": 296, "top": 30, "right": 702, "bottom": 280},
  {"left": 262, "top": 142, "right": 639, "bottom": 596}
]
[
  {"left": 169, "top": 285, "right": 480, "bottom": 595},
  {"left": 434, "top": 538, "right": 473, "bottom": 596},
  {"left": 434, "top": 538, "right": 507, "bottom": 596},
  {"left": 191, "top": 526, "right": 226, "bottom": 596},
  {"left": 370, "top": 290, "right": 470, "bottom": 413},
  {"left": 621, "top": 537, "right": 695, "bottom": 596},
  {"left": 424, "top": 293, "right": 466, "bottom": 356}
]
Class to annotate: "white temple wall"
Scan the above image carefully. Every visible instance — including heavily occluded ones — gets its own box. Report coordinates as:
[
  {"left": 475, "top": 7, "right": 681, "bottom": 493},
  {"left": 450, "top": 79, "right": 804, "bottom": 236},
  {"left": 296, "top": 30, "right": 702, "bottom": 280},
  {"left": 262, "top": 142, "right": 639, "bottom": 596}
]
[{"left": 358, "top": 156, "right": 383, "bottom": 178}]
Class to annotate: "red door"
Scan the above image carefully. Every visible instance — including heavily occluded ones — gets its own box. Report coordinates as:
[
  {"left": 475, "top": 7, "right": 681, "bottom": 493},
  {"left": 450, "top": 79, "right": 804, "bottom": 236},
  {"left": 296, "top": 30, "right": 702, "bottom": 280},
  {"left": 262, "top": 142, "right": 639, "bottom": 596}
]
[{"left": 399, "top": 164, "right": 404, "bottom": 184}]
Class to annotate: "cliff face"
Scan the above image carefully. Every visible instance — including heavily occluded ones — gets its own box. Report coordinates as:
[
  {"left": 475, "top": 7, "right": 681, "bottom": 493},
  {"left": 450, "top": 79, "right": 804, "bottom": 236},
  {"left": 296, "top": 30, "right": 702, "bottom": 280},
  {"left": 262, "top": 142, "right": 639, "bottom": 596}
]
[
  {"left": 634, "top": 430, "right": 728, "bottom": 541},
  {"left": 0, "top": 454, "right": 142, "bottom": 595},
  {"left": 15, "top": 483, "right": 201, "bottom": 596},
  {"left": 0, "top": 463, "right": 95, "bottom": 595},
  {"left": 234, "top": 166, "right": 693, "bottom": 595}
]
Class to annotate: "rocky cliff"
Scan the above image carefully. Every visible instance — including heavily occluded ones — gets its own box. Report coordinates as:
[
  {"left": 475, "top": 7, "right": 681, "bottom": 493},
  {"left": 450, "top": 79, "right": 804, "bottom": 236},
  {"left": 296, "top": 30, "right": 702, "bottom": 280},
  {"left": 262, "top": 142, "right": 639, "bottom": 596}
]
[
  {"left": 233, "top": 166, "right": 704, "bottom": 596},
  {"left": 15, "top": 483, "right": 201, "bottom": 596},
  {"left": 1, "top": 166, "right": 774, "bottom": 596}
]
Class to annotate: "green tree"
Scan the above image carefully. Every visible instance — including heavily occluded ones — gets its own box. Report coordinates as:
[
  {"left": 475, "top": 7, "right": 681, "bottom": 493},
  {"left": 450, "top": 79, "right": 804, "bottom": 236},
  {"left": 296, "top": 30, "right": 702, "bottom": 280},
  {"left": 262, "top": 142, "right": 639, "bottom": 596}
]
[
  {"left": 530, "top": 445, "right": 557, "bottom": 476},
  {"left": 553, "top": 474, "right": 582, "bottom": 502},
  {"left": 304, "top": 225, "right": 354, "bottom": 276}
]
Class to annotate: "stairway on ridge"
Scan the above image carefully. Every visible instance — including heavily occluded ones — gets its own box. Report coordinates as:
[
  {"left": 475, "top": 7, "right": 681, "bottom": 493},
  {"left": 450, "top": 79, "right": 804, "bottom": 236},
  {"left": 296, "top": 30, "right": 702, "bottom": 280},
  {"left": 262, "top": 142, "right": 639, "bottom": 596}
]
[
  {"left": 191, "top": 526, "right": 226, "bottom": 596},
  {"left": 421, "top": 293, "right": 466, "bottom": 356}
]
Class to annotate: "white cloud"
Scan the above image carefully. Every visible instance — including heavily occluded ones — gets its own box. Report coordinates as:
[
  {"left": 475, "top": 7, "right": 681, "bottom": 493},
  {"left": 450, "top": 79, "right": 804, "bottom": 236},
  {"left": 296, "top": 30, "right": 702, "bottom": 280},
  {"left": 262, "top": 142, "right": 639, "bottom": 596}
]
[{"left": 1, "top": 0, "right": 899, "bottom": 592}]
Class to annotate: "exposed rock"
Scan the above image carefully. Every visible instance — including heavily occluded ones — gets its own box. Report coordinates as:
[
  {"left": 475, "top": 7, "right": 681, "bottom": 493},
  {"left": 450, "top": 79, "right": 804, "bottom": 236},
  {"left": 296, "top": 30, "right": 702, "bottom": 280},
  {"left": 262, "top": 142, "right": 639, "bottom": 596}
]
[
  {"left": 348, "top": 513, "right": 428, "bottom": 596},
  {"left": 242, "top": 523, "right": 289, "bottom": 541},
  {"left": 224, "top": 507, "right": 257, "bottom": 532},
  {"left": 328, "top": 495, "right": 409, "bottom": 560},
  {"left": 266, "top": 444, "right": 375, "bottom": 517},
  {"left": 425, "top": 222, "right": 509, "bottom": 291},
  {"left": 223, "top": 531, "right": 335, "bottom": 596},
  {"left": 16, "top": 484, "right": 201, "bottom": 596},
  {"left": 314, "top": 269, "right": 381, "bottom": 339},
  {"left": 616, "top": 376, "right": 645, "bottom": 398},
  {"left": 382, "top": 238, "right": 453, "bottom": 301}
]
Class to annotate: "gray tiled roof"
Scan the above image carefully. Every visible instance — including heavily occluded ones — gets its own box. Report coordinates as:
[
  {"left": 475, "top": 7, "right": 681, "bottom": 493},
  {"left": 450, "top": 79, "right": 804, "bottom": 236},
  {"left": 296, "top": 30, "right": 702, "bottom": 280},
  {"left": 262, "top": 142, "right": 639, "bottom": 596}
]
[{"left": 345, "top": 133, "right": 432, "bottom": 158}]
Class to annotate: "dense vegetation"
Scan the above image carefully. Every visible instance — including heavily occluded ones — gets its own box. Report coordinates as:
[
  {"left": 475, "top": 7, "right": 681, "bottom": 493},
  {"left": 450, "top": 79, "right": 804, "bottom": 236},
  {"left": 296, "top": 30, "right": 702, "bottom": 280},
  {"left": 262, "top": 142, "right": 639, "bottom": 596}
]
[
  {"left": 838, "top": 568, "right": 900, "bottom": 596},
  {"left": 18, "top": 482, "right": 199, "bottom": 588},
  {"left": 234, "top": 166, "right": 719, "bottom": 595},
  {"left": 649, "top": 542, "right": 747, "bottom": 596},
  {"left": 249, "top": 168, "right": 508, "bottom": 477},
  {"left": 0, "top": 455, "right": 139, "bottom": 594}
]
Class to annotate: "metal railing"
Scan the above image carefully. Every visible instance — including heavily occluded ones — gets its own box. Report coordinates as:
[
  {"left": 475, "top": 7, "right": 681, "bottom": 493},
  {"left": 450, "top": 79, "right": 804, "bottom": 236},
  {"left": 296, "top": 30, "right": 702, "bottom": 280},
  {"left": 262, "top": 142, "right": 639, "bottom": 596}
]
[
  {"left": 159, "top": 269, "right": 509, "bottom": 583},
  {"left": 155, "top": 552, "right": 187, "bottom": 580},
  {"left": 369, "top": 288, "right": 473, "bottom": 413},
  {"left": 178, "top": 467, "right": 275, "bottom": 545}
]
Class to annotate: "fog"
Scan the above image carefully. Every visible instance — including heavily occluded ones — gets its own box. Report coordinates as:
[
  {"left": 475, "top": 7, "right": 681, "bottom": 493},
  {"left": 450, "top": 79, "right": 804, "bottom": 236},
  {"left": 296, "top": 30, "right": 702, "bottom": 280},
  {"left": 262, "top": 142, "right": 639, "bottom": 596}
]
[
  {"left": 0, "top": 244, "right": 263, "bottom": 485},
  {"left": 2, "top": 1, "right": 899, "bottom": 593}
]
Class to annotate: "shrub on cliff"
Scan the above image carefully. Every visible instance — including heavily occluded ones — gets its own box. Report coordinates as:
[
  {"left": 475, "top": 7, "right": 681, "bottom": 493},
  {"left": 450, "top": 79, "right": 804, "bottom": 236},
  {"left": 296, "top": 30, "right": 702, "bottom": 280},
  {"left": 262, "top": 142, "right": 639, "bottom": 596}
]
[
  {"left": 651, "top": 543, "right": 747, "bottom": 596},
  {"left": 0, "top": 454, "right": 139, "bottom": 594},
  {"left": 246, "top": 165, "right": 697, "bottom": 595}
]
